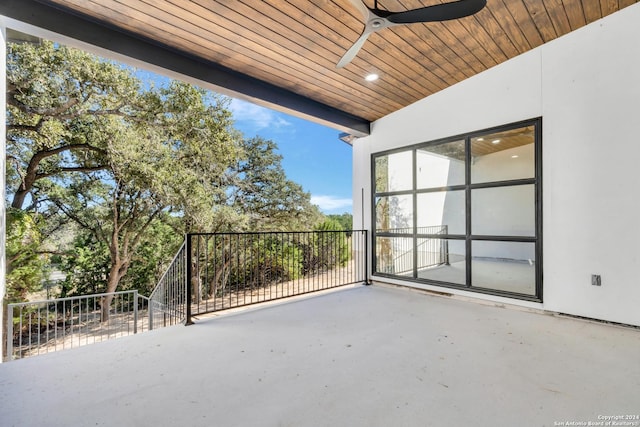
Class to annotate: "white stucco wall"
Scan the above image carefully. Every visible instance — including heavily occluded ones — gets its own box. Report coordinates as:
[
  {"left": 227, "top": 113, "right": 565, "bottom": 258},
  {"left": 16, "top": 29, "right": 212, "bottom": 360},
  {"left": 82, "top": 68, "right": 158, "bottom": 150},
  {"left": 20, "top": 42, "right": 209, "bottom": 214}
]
[{"left": 354, "top": 3, "right": 640, "bottom": 326}]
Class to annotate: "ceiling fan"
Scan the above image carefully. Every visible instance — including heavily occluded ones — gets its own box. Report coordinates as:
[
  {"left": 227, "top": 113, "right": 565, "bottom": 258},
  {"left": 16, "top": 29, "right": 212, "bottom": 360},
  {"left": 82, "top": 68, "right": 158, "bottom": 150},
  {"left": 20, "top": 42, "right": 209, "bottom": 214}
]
[{"left": 337, "top": 0, "right": 487, "bottom": 68}]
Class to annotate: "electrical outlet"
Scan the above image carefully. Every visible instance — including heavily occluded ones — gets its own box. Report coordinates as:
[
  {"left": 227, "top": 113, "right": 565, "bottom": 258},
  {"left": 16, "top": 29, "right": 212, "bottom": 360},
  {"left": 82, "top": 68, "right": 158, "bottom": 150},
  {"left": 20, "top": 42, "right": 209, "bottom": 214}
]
[{"left": 591, "top": 274, "right": 601, "bottom": 286}]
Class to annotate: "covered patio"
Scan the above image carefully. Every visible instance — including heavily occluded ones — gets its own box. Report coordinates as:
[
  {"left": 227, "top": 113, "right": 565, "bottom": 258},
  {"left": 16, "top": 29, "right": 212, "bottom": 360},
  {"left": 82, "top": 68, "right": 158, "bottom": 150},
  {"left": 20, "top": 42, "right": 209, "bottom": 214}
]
[
  {"left": 2, "top": 1, "right": 640, "bottom": 327},
  {"left": 2, "top": 1, "right": 640, "bottom": 425},
  {"left": 1, "top": 284, "right": 638, "bottom": 426}
]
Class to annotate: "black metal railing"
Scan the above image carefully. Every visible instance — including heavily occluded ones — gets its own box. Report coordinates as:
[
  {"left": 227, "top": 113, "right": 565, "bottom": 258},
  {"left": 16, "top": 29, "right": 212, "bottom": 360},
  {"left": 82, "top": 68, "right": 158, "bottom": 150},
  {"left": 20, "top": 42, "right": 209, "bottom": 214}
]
[
  {"left": 376, "top": 225, "right": 449, "bottom": 275},
  {"left": 5, "top": 290, "right": 150, "bottom": 361},
  {"left": 148, "top": 242, "right": 187, "bottom": 328},
  {"left": 185, "top": 230, "right": 368, "bottom": 321},
  {"left": 376, "top": 226, "right": 448, "bottom": 235},
  {"left": 4, "top": 230, "right": 368, "bottom": 359}
]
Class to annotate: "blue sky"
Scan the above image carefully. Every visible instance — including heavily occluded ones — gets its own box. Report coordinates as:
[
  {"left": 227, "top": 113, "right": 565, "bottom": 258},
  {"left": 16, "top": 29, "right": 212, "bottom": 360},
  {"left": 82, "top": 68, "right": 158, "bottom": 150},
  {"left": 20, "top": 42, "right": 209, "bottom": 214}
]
[{"left": 228, "top": 99, "right": 353, "bottom": 215}]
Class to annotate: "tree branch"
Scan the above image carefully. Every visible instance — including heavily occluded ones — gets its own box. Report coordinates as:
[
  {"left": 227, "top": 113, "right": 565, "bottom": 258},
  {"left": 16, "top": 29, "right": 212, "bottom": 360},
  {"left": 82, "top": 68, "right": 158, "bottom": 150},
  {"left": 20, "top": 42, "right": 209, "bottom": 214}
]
[
  {"left": 36, "top": 165, "right": 108, "bottom": 180},
  {"left": 51, "top": 199, "right": 96, "bottom": 236},
  {"left": 6, "top": 120, "right": 45, "bottom": 133},
  {"left": 8, "top": 94, "right": 135, "bottom": 122},
  {"left": 35, "top": 143, "right": 107, "bottom": 160},
  {"left": 8, "top": 96, "right": 80, "bottom": 117},
  {"left": 130, "top": 206, "right": 165, "bottom": 251},
  {"left": 36, "top": 250, "right": 68, "bottom": 256}
]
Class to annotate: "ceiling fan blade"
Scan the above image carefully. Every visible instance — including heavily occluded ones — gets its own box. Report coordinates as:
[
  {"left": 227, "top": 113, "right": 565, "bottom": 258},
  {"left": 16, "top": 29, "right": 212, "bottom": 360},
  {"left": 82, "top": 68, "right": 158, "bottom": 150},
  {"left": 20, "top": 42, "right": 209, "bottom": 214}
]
[
  {"left": 337, "top": 29, "right": 372, "bottom": 68},
  {"left": 345, "top": 0, "right": 370, "bottom": 21},
  {"left": 388, "top": 0, "right": 486, "bottom": 24}
]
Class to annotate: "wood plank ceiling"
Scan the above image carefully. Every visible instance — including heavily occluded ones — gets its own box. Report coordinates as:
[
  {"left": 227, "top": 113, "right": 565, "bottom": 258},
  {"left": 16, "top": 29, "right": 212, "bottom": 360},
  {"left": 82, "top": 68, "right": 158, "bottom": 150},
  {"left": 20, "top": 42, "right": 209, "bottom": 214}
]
[{"left": 22, "top": 0, "right": 640, "bottom": 129}]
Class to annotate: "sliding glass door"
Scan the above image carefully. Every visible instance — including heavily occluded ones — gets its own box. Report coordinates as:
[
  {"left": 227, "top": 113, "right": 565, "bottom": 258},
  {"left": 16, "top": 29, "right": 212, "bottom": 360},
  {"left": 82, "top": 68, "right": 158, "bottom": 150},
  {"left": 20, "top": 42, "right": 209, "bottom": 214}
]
[{"left": 372, "top": 118, "right": 542, "bottom": 301}]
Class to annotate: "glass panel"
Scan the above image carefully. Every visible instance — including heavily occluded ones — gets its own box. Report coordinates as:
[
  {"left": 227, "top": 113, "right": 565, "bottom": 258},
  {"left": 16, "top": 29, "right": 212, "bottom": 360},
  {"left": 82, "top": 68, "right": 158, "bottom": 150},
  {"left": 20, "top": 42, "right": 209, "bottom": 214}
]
[
  {"left": 471, "top": 241, "right": 536, "bottom": 295},
  {"left": 375, "top": 195, "right": 413, "bottom": 234},
  {"left": 417, "top": 190, "right": 465, "bottom": 235},
  {"left": 416, "top": 139, "right": 465, "bottom": 189},
  {"left": 375, "top": 237, "right": 413, "bottom": 276},
  {"left": 471, "top": 125, "right": 535, "bottom": 184},
  {"left": 375, "top": 151, "right": 413, "bottom": 193},
  {"left": 472, "top": 184, "right": 535, "bottom": 237},
  {"left": 417, "top": 239, "right": 466, "bottom": 285}
]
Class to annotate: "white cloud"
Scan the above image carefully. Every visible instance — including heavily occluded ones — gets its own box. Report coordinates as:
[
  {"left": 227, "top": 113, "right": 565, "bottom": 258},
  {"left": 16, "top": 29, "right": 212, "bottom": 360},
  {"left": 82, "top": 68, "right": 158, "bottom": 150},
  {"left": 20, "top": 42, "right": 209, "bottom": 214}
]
[
  {"left": 229, "top": 98, "right": 292, "bottom": 131},
  {"left": 311, "top": 195, "right": 352, "bottom": 213}
]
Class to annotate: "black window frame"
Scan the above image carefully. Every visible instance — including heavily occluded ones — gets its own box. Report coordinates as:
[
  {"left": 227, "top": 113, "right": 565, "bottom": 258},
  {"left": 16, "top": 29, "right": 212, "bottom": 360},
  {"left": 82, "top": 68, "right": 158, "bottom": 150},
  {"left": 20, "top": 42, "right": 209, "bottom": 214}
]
[{"left": 371, "top": 118, "right": 543, "bottom": 302}]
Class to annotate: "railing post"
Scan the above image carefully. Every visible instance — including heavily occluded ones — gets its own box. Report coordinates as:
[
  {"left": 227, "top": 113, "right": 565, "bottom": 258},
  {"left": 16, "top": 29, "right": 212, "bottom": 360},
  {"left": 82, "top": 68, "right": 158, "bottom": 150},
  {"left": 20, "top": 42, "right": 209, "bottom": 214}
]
[
  {"left": 185, "top": 234, "right": 193, "bottom": 325},
  {"left": 363, "top": 230, "right": 371, "bottom": 285},
  {"left": 444, "top": 225, "right": 450, "bottom": 265},
  {"left": 148, "top": 301, "right": 153, "bottom": 331},
  {"left": 133, "top": 290, "right": 139, "bottom": 334},
  {"left": 6, "top": 305, "right": 13, "bottom": 361}
]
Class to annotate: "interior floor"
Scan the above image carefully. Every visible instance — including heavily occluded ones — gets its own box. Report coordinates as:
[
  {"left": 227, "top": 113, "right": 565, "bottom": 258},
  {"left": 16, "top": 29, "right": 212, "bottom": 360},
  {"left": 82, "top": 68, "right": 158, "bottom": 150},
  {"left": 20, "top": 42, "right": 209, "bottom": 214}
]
[{"left": 415, "top": 259, "right": 536, "bottom": 295}]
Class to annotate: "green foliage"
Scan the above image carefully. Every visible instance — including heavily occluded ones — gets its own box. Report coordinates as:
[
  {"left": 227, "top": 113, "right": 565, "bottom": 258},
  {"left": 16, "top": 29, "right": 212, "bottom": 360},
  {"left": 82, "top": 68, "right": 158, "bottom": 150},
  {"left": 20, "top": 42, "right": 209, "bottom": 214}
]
[
  {"left": 59, "top": 219, "right": 182, "bottom": 297},
  {"left": 193, "top": 228, "right": 353, "bottom": 300},
  {"left": 134, "top": 81, "right": 242, "bottom": 232},
  {"left": 6, "top": 40, "right": 139, "bottom": 210},
  {"left": 299, "top": 220, "right": 351, "bottom": 275},
  {"left": 6, "top": 40, "right": 327, "bottom": 301},
  {"left": 314, "top": 218, "right": 342, "bottom": 232},
  {"left": 228, "top": 235, "right": 303, "bottom": 292},
  {"left": 119, "top": 219, "right": 183, "bottom": 294},
  {"left": 5, "top": 209, "right": 46, "bottom": 302},
  {"left": 59, "top": 232, "right": 110, "bottom": 297},
  {"left": 6, "top": 40, "right": 244, "bottom": 297},
  {"left": 230, "top": 136, "right": 323, "bottom": 231},
  {"left": 326, "top": 213, "right": 353, "bottom": 231}
]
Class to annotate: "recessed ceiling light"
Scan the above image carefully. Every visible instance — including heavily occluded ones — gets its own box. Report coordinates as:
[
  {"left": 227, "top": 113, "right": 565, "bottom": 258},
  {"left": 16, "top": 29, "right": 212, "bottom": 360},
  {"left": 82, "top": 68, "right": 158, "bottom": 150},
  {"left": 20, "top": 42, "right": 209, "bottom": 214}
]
[
  {"left": 511, "top": 155, "right": 519, "bottom": 158},
  {"left": 365, "top": 73, "right": 379, "bottom": 82},
  {"left": 477, "top": 138, "right": 484, "bottom": 141},
  {"left": 492, "top": 139, "right": 501, "bottom": 144}
]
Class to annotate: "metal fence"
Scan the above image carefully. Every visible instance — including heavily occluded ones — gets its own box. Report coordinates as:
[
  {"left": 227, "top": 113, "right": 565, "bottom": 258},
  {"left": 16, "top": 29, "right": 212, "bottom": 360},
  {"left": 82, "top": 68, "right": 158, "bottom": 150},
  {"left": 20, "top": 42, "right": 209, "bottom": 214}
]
[
  {"left": 376, "top": 225, "right": 449, "bottom": 275},
  {"left": 148, "top": 241, "right": 187, "bottom": 328},
  {"left": 186, "top": 230, "right": 368, "bottom": 320},
  {"left": 5, "top": 290, "right": 149, "bottom": 361},
  {"left": 4, "top": 230, "right": 368, "bottom": 360}
]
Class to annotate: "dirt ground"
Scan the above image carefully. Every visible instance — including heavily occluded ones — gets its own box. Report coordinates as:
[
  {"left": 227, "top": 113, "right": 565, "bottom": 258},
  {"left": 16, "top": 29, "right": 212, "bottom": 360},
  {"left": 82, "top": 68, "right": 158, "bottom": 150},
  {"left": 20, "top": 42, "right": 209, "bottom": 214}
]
[{"left": 191, "top": 259, "right": 365, "bottom": 315}]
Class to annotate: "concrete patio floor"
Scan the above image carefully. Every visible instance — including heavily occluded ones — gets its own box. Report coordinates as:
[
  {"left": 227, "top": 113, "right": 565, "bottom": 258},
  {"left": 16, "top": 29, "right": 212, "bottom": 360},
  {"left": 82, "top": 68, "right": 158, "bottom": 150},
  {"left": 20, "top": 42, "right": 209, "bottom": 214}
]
[{"left": 1, "top": 284, "right": 639, "bottom": 427}]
